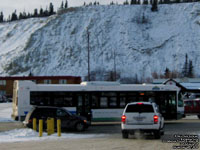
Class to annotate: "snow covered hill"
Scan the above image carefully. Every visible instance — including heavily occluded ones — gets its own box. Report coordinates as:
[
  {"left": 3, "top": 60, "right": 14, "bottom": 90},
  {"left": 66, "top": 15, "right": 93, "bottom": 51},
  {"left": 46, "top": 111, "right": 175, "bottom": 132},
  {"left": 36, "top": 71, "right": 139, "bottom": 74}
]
[{"left": 0, "top": 3, "right": 200, "bottom": 81}]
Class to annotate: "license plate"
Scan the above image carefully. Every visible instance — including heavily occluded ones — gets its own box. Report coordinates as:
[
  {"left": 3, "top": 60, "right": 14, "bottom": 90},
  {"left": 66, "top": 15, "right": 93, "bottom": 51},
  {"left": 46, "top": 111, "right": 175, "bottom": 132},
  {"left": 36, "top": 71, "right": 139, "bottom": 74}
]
[{"left": 133, "top": 116, "right": 146, "bottom": 121}]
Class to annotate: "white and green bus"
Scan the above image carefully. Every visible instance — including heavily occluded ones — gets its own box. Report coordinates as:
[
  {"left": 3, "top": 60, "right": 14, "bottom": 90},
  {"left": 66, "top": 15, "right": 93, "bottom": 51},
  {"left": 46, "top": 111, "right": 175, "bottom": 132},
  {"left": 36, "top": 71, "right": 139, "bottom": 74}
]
[{"left": 12, "top": 81, "right": 184, "bottom": 121}]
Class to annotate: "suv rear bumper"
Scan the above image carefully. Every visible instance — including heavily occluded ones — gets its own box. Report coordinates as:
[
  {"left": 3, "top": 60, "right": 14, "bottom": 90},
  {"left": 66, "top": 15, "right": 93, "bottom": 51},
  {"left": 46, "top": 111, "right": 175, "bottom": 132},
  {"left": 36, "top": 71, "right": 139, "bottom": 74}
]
[{"left": 122, "top": 129, "right": 160, "bottom": 134}]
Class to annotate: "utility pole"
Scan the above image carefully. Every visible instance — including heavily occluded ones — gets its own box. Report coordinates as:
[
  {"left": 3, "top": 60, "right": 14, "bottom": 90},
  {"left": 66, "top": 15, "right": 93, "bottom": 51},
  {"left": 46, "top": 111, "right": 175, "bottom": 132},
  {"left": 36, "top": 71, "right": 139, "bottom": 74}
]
[
  {"left": 87, "top": 28, "right": 90, "bottom": 81},
  {"left": 113, "top": 49, "right": 116, "bottom": 81}
]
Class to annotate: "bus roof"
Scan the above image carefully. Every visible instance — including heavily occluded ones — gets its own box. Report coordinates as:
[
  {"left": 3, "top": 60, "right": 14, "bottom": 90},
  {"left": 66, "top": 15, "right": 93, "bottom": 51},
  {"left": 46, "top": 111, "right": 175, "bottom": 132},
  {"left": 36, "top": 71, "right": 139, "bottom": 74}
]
[{"left": 16, "top": 81, "right": 180, "bottom": 92}]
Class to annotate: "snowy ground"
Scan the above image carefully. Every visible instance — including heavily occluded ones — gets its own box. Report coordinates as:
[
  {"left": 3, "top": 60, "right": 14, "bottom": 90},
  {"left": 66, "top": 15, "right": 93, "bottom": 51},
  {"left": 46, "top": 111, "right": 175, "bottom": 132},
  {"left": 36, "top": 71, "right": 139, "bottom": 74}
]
[
  {"left": 0, "top": 103, "right": 15, "bottom": 122},
  {"left": 0, "top": 128, "right": 107, "bottom": 143},
  {"left": 0, "top": 103, "right": 108, "bottom": 143}
]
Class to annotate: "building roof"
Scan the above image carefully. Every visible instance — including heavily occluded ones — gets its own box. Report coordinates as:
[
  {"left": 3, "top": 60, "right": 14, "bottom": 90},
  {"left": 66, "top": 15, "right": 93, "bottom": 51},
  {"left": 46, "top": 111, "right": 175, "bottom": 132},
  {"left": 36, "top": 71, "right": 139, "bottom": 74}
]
[
  {"left": 153, "top": 78, "right": 200, "bottom": 92},
  {"left": 180, "top": 83, "right": 200, "bottom": 90},
  {"left": 0, "top": 76, "right": 81, "bottom": 80},
  {"left": 153, "top": 78, "right": 200, "bottom": 84}
]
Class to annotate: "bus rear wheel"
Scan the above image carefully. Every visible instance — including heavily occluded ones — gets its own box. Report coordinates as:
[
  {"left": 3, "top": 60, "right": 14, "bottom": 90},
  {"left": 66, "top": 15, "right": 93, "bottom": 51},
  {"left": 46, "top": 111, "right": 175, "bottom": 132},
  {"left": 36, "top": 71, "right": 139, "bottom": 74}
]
[{"left": 197, "top": 115, "right": 200, "bottom": 119}]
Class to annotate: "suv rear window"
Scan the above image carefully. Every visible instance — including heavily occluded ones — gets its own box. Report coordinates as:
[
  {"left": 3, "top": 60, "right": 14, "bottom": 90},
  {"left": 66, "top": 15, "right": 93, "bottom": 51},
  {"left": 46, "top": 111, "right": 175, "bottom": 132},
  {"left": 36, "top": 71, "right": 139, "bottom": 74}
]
[{"left": 125, "top": 104, "right": 154, "bottom": 113}]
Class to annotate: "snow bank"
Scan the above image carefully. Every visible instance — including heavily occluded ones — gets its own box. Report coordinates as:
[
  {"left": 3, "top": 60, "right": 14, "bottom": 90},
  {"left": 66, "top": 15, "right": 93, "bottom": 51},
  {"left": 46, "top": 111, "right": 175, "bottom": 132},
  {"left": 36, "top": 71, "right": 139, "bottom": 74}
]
[
  {"left": 0, "top": 103, "right": 15, "bottom": 122},
  {"left": 0, "top": 128, "right": 108, "bottom": 143}
]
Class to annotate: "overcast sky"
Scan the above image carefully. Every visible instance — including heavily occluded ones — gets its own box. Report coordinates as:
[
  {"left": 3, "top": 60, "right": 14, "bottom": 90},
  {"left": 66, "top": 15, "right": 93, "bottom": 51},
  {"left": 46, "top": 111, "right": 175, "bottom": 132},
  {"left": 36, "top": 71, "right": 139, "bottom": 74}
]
[{"left": 0, "top": 0, "right": 125, "bottom": 18}]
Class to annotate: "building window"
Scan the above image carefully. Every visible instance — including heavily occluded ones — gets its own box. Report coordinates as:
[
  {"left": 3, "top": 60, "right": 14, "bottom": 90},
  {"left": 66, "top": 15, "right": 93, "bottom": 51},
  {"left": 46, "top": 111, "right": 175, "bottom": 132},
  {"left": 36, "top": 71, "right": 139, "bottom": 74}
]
[
  {"left": 0, "top": 80, "right": 6, "bottom": 85},
  {"left": 59, "top": 79, "right": 67, "bottom": 84},
  {"left": 0, "top": 90, "right": 6, "bottom": 96},
  {"left": 44, "top": 80, "right": 51, "bottom": 84}
]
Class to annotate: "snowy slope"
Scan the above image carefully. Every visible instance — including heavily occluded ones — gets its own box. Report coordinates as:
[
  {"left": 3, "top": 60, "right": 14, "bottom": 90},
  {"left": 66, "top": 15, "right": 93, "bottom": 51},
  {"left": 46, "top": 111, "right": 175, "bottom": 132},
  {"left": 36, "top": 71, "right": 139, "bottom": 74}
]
[{"left": 0, "top": 3, "right": 200, "bottom": 80}]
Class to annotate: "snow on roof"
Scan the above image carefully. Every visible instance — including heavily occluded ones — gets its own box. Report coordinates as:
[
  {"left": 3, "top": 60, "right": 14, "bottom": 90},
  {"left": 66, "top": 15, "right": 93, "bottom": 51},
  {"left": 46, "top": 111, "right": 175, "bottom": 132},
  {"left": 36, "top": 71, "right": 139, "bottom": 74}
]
[{"left": 180, "top": 83, "right": 200, "bottom": 90}]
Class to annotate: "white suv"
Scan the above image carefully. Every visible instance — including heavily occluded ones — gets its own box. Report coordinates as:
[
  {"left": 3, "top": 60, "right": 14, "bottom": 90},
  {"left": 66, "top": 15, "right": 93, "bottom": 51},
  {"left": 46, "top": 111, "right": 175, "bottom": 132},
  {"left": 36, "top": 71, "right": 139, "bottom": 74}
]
[{"left": 121, "top": 102, "right": 164, "bottom": 139}]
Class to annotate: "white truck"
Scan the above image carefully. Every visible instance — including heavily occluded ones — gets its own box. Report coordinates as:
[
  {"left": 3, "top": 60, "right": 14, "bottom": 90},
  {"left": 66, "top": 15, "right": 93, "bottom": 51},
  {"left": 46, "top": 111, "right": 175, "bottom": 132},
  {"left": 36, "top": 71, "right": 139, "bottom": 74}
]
[{"left": 121, "top": 102, "right": 164, "bottom": 139}]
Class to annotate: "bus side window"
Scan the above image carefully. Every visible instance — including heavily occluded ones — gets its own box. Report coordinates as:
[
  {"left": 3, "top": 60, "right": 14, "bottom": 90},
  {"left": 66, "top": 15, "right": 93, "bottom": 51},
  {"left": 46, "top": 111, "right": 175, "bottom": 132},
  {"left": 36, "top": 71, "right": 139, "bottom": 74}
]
[
  {"left": 119, "top": 97, "right": 126, "bottom": 108},
  {"left": 100, "top": 97, "right": 108, "bottom": 108},
  {"left": 92, "top": 95, "right": 99, "bottom": 108}
]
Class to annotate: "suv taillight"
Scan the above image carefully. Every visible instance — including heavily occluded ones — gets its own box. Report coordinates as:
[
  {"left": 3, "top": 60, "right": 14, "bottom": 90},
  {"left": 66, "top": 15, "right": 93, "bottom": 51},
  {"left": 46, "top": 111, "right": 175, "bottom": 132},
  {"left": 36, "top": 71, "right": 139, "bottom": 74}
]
[
  {"left": 154, "top": 115, "right": 158, "bottom": 124},
  {"left": 121, "top": 115, "right": 126, "bottom": 124}
]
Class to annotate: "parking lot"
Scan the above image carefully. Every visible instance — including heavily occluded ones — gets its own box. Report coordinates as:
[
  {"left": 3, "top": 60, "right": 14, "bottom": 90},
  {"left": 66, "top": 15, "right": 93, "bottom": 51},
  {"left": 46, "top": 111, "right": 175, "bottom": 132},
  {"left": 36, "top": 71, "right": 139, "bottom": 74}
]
[{"left": 0, "top": 116, "right": 199, "bottom": 150}]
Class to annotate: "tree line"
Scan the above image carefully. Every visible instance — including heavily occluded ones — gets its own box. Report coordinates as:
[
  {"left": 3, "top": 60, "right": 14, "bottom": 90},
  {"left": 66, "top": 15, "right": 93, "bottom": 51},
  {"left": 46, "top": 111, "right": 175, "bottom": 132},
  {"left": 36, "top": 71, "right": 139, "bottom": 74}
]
[
  {"left": 0, "top": 0, "right": 68, "bottom": 22},
  {"left": 1, "top": 0, "right": 200, "bottom": 23},
  {"left": 152, "top": 53, "right": 194, "bottom": 79}
]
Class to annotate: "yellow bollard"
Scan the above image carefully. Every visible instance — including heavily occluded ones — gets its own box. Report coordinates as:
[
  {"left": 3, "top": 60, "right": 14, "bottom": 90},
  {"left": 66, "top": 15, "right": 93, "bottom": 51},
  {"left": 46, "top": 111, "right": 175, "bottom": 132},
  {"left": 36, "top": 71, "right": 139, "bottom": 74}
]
[
  {"left": 39, "top": 119, "right": 43, "bottom": 137},
  {"left": 33, "top": 118, "right": 37, "bottom": 131},
  {"left": 51, "top": 118, "right": 55, "bottom": 134},
  {"left": 57, "top": 119, "right": 61, "bottom": 137},
  {"left": 47, "top": 118, "right": 51, "bottom": 136}
]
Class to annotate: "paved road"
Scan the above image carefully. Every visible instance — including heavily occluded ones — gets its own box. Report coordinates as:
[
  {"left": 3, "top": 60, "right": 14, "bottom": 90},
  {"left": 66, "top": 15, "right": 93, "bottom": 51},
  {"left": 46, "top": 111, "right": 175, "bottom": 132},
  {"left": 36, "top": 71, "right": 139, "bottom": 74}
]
[{"left": 0, "top": 117, "right": 199, "bottom": 150}]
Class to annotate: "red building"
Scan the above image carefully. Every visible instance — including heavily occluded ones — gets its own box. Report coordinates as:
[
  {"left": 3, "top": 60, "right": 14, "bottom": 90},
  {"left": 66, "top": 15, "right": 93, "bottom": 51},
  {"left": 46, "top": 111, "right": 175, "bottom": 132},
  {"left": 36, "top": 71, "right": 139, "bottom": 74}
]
[{"left": 0, "top": 76, "right": 81, "bottom": 98}]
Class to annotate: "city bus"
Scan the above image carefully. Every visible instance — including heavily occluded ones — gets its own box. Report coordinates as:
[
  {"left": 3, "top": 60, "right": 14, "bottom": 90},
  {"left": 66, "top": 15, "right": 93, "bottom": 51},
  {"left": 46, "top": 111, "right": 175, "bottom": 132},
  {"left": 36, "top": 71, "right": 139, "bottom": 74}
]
[{"left": 12, "top": 80, "right": 184, "bottom": 121}]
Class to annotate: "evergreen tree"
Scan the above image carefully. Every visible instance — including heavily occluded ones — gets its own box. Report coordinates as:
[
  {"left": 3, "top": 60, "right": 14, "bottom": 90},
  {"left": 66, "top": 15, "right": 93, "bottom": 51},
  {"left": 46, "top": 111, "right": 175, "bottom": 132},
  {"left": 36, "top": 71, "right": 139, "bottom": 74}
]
[
  {"left": 164, "top": 67, "right": 170, "bottom": 78},
  {"left": 188, "top": 60, "right": 194, "bottom": 78},
  {"left": 143, "top": 0, "right": 148, "bottom": 4},
  {"left": 60, "top": 1, "right": 64, "bottom": 9},
  {"left": 151, "top": 0, "right": 158, "bottom": 11},
  {"left": 27, "top": 13, "right": 31, "bottom": 18},
  {"left": 49, "top": 3, "right": 54, "bottom": 15},
  {"left": 22, "top": 11, "right": 27, "bottom": 19},
  {"left": 19, "top": 12, "right": 23, "bottom": 20},
  {"left": 64, "top": 0, "right": 68, "bottom": 8},
  {"left": 123, "top": 0, "right": 129, "bottom": 5},
  {"left": 131, "top": 0, "right": 134, "bottom": 4},
  {"left": 0, "top": 12, "right": 3, "bottom": 22},
  {"left": 40, "top": 8, "right": 44, "bottom": 17},
  {"left": 182, "top": 54, "right": 188, "bottom": 77},
  {"left": 110, "top": 1, "right": 114, "bottom": 5},
  {"left": 33, "top": 9, "right": 38, "bottom": 17},
  {"left": 83, "top": 2, "right": 86, "bottom": 6},
  {"left": 131, "top": 0, "right": 137, "bottom": 4},
  {"left": 11, "top": 10, "right": 18, "bottom": 21},
  {"left": 43, "top": 8, "right": 49, "bottom": 16}
]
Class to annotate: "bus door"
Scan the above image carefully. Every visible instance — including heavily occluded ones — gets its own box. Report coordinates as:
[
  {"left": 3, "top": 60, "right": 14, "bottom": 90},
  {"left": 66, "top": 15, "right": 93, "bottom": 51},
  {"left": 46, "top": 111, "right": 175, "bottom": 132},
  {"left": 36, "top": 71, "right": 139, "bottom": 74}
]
[
  {"left": 76, "top": 93, "right": 92, "bottom": 121},
  {"left": 159, "top": 92, "right": 176, "bottom": 119},
  {"left": 166, "top": 93, "right": 177, "bottom": 119}
]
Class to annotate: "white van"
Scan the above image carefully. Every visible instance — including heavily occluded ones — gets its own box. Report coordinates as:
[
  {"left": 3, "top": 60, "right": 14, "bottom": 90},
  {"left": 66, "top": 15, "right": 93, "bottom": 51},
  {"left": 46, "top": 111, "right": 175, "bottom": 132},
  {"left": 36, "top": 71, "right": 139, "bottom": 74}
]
[{"left": 121, "top": 102, "right": 164, "bottom": 139}]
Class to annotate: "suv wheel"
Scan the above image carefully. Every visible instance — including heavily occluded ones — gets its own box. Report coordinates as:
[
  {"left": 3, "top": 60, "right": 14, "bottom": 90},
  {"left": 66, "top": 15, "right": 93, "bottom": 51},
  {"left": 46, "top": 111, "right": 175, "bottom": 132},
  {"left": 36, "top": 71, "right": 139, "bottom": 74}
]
[
  {"left": 75, "top": 122, "right": 85, "bottom": 132},
  {"left": 154, "top": 130, "right": 161, "bottom": 139},
  {"left": 122, "top": 132, "right": 128, "bottom": 139}
]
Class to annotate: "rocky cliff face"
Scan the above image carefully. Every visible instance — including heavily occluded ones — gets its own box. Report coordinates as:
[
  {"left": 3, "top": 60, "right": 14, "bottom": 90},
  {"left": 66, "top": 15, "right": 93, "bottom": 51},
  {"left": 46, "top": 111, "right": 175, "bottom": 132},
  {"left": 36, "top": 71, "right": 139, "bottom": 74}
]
[{"left": 0, "top": 3, "right": 200, "bottom": 81}]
